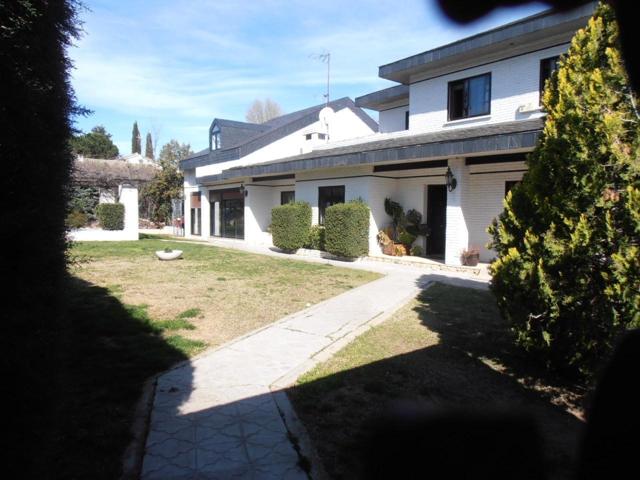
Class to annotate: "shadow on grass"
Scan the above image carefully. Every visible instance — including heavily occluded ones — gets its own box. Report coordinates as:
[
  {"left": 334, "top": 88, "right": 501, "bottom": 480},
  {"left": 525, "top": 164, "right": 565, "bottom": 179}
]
[
  {"left": 287, "top": 281, "right": 585, "bottom": 480},
  {"left": 41, "top": 276, "right": 192, "bottom": 479}
]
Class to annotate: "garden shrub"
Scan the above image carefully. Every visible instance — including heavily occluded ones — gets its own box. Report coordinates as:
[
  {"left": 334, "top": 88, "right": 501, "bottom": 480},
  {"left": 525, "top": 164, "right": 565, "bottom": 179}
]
[
  {"left": 410, "top": 245, "right": 423, "bottom": 257},
  {"left": 324, "top": 200, "right": 370, "bottom": 258},
  {"left": 305, "top": 225, "right": 326, "bottom": 251},
  {"left": 398, "top": 230, "right": 416, "bottom": 247},
  {"left": 96, "top": 203, "right": 125, "bottom": 230},
  {"left": 271, "top": 201, "right": 311, "bottom": 251},
  {"left": 489, "top": 3, "right": 640, "bottom": 377},
  {"left": 66, "top": 210, "right": 88, "bottom": 229}
]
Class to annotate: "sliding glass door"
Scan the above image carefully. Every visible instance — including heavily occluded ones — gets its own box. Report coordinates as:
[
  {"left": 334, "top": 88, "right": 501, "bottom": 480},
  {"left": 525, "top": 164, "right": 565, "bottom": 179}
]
[{"left": 208, "top": 189, "right": 245, "bottom": 239}]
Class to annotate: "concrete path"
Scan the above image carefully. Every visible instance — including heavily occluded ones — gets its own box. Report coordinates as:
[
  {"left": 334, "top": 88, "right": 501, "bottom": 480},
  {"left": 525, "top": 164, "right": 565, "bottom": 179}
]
[{"left": 140, "top": 242, "right": 489, "bottom": 479}]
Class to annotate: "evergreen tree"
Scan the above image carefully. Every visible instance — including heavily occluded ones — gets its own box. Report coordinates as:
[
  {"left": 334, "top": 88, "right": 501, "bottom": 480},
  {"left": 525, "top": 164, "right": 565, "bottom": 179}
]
[
  {"left": 1, "top": 0, "right": 82, "bottom": 475},
  {"left": 70, "top": 125, "right": 119, "bottom": 158},
  {"left": 131, "top": 121, "right": 141, "bottom": 154},
  {"left": 489, "top": 2, "right": 640, "bottom": 377},
  {"left": 145, "top": 132, "right": 153, "bottom": 159},
  {"left": 139, "top": 140, "right": 192, "bottom": 223}
]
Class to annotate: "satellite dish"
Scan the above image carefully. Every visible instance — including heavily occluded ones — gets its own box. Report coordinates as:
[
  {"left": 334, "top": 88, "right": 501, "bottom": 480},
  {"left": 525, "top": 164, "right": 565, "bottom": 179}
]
[{"left": 318, "top": 106, "right": 335, "bottom": 126}]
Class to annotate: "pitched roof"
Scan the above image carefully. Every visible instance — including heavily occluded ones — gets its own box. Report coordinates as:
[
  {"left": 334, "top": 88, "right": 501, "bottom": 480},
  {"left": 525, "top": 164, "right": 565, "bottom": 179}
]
[
  {"left": 180, "top": 97, "right": 378, "bottom": 170},
  {"left": 197, "top": 118, "right": 543, "bottom": 184}
]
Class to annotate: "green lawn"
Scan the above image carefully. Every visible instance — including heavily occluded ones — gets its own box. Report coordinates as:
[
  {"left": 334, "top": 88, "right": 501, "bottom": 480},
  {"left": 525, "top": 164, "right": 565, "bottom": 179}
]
[
  {"left": 49, "top": 237, "right": 380, "bottom": 479},
  {"left": 71, "top": 237, "right": 380, "bottom": 348},
  {"left": 288, "top": 283, "right": 586, "bottom": 480}
]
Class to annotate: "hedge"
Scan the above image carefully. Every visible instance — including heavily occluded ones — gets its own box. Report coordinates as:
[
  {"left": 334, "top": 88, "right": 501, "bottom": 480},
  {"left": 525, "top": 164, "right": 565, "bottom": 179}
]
[
  {"left": 96, "top": 203, "right": 125, "bottom": 230},
  {"left": 271, "top": 201, "right": 311, "bottom": 251},
  {"left": 304, "top": 225, "right": 326, "bottom": 251},
  {"left": 324, "top": 201, "right": 370, "bottom": 258}
]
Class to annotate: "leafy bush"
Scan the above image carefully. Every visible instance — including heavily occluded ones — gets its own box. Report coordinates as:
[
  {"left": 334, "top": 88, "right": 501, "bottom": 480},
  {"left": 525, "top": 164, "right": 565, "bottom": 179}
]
[
  {"left": 68, "top": 186, "right": 99, "bottom": 215},
  {"left": 489, "top": 3, "right": 640, "bottom": 377},
  {"left": 66, "top": 210, "right": 88, "bottom": 229},
  {"left": 405, "top": 209, "right": 423, "bottom": 236},
  {"left": 324, "top": 201, "right": 370, "bottom": 258},
  {"left": 271, "top": 201, "right": 311, "bottom": 251},
  {"left": 96, "top": 203, "right": 125, "bottom": 230},
  {"left": 305, "top": 225, "right": 326, "bottom": 251},
  {"left": 398, "top": 230, "right": 416, "bottom": 246},
  {"left": 410, "top": 245, "right": 423, "bottom": 257}
]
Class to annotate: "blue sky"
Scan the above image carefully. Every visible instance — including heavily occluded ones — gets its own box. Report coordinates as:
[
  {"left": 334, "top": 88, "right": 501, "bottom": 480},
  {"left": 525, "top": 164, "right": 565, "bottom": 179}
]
[{"left": 70, "top": 0, "right": 547, "bottom": 154}]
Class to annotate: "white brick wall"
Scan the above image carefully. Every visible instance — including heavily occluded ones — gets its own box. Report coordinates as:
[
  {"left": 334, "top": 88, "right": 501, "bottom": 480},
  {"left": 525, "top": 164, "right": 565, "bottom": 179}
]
[
  {"left": 466, "top": 161, "right": 527, "bottom": 262},
  {"left": 409, "top": 44, "right": 568, "bottom": 133}
]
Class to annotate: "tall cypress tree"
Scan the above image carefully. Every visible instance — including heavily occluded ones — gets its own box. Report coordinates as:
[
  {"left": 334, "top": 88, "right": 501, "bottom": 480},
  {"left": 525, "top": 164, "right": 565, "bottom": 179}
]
[
  {"left": 131, "top": 121, "right": 141, "bottom": 154},
  {"left": 2, "top": 0, "right": 82, "bottom": 475},
  {"left": 489, "top": 2, "right": 640, "bottom": 377},
  {"left": 145, "top": 132, "right": 153, "bottom": 159}
]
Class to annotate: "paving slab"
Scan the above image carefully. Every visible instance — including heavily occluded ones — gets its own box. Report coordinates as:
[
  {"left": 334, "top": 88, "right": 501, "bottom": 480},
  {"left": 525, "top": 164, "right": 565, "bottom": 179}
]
[{"left": 141, "top": 242, "right": 489, "bottom": 479}]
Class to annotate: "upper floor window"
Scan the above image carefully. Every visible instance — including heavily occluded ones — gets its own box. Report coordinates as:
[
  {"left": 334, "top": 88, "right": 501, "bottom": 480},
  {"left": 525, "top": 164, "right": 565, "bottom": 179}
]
[
  {"left": 539, "top": 56, "right": 560, "bottom": 103},
  {"left": 404, "top": 110, "right": 409, "bottom": 130},
  {"left": 318, "top": 185, "right": 345, "bottom": 225},
  {"left": 211, "top": 126, "right": 221, "bottom": 150},
  {"left": 448, "top": 73, "right": 491, "bottom": 121}
]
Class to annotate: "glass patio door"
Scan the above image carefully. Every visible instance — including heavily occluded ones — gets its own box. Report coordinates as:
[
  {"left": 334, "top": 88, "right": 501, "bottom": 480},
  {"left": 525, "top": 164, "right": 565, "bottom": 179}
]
[{"left": 221, "top": 193, "right": 244, "bottom": 239}]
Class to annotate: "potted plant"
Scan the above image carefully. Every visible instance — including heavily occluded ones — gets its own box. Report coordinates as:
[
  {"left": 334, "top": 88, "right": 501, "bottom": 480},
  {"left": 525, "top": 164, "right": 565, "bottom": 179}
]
[
  {"left": 377, "top": 229, "right": 394, "bottom": 255},
  {"left": 460, "top": 246, "right": 480, "bottom": 266},
  {"left": 155, "top": 247, "right": 183, "bottom": 260}
]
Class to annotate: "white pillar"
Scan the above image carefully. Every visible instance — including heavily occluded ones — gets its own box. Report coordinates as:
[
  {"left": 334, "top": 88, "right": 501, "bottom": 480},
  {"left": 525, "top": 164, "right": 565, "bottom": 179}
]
[
  {"left": 444, "top": 158, "right": 469, "bottom": 265},
  {"left": 200, "top": 188, "right": 211, "bottom": 238},
  {"left": 184, "top": 189, "right": 193, "bottom": 238},
  {"left": 119, "top": 184, "right": 139, "bottom": 240}
]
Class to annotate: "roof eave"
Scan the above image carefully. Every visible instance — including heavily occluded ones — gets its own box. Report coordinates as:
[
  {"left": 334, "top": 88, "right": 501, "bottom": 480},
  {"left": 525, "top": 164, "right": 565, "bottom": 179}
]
[{"left": 379, "top": 2, "right": 595, "bottom": 84}]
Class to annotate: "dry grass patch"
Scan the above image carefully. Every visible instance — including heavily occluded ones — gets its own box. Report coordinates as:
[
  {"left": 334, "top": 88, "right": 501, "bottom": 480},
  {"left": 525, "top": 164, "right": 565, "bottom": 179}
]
[
  {"left": 71, "top": 238, "right": 381, "bottom": 349},
  {"left": 288, "top": 282, "right": 587, "bottom": 480}
]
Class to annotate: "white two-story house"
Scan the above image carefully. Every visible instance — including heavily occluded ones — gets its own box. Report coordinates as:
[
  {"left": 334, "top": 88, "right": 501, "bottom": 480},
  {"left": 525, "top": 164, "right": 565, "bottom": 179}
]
[{"left": 179, "top": 2, "right": 595, "bottom": 265}]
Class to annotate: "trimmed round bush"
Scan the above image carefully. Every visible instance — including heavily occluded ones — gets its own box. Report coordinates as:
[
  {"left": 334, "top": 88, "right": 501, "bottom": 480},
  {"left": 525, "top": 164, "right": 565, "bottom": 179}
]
[
  {"left": 96, "top": 203, "right": 125, "bottom": 230},
  {"left": 271, "top": 201, "right": 311, "bottom": 251},
  {"left": 304, "top": 225, "right": 326, "bottom": 251},
  {"left": 324, "top": 200, "right": 370, "bottom": 258}
]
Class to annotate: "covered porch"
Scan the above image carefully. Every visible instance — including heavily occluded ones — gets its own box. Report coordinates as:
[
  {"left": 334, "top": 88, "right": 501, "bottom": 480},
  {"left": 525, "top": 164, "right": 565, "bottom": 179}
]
[{"left": 185, "top": 119, "right": 541, "bottom": 265}]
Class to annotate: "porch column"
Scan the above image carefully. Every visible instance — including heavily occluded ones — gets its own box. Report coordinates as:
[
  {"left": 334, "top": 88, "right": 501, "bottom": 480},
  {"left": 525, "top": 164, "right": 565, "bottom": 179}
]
[
  {"left": 119, "top": 183, "right": 139, "bottom": 240},
  {"left": 184, "top": 189, "right": 193, "bottom": 237},
  {"left": 445, "top": 158, "right": 469, "bottom": 265},
  {"left": 200, "top": 187, "right": 211, "bottom": 238}
]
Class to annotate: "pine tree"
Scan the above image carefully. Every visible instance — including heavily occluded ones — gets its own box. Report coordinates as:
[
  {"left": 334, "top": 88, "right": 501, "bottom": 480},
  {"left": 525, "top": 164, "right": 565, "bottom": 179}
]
[
  {"left": 145, "top": 132, "right": 153, "bottom": 159},
  {"left": 131, "top": 121, "right": 141, "bottom": 154},
  {"left": 489, "top": 2, "right": 640, "bottom": 377}
]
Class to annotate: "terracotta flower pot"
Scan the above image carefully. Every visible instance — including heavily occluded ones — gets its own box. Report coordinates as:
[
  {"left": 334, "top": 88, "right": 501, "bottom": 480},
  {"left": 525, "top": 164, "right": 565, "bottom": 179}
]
[{"left": 463, "top": 253, "right": 479, "bottom": 266}]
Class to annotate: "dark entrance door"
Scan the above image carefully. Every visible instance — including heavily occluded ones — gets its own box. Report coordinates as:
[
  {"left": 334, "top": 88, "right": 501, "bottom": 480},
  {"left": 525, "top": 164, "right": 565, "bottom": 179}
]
[
  {"left": 426, "top": 185, "right": 447, "bottom": 257},
  {"left": 221, "top": 191, "right": 244, "bottom": 239}
]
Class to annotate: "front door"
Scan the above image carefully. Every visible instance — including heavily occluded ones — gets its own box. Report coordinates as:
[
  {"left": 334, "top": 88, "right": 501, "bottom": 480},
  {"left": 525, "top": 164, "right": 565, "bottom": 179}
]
[
  {"left": 221, "top": 195, "right": 244, "bottom": 239},
  {"left": 426, "top": 185, "right": 447, "bottom": 257}
]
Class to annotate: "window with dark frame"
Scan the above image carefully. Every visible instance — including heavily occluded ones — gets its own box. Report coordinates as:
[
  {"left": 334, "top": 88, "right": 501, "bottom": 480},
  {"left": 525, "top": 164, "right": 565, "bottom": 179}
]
[
  {"left": 318, "top": 185, "right": 345, "bottom": 225},
  {"left": 447, "top": 73, "right": 491, "bottom": 121},
  {"left": 211, "top": 125, "right": 221, "bottom": 150},
  {"left": 280, "top": 191, "right": 295, "bottom": 205},
  {"left": 404, "top": 110, "right": 409, "bottom": 130},
  {"left": 505, "top": 180, "right": 521, "bottom": 196},
  {"left": 539, "top": 56, "right": 560, "bottom": 103}
]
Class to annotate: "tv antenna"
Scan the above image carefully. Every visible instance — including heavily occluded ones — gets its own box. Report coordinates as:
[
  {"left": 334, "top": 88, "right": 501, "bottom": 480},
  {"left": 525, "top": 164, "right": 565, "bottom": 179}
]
[{"left": 311, "top": 52, "right": 331, "bottom": 106}]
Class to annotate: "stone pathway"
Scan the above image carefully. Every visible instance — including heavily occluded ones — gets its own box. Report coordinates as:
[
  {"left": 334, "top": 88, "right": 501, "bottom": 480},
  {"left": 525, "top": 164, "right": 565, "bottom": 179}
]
[{"left": 141, "top": 243, "right": 489, "bottom": 479}]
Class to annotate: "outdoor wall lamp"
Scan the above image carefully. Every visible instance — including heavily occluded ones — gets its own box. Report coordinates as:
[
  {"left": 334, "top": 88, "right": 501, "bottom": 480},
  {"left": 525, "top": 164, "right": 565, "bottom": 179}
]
[
  {"left": 445, "top": 167, "right": 457, "bottom": 192},
  {"left": 239, "top": 183, "right": 248, "bottom": 197}
]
